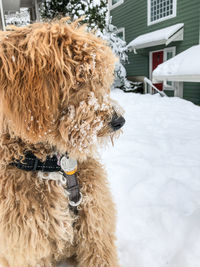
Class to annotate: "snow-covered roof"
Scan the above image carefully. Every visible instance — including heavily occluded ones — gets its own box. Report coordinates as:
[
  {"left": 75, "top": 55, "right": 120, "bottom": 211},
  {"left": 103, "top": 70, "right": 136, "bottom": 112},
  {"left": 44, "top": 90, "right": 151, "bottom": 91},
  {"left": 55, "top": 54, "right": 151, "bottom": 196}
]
[
  {"left": 127, "top": 23, "right": 184, "bottom": 50},
  {"left": 153, "top": 45, "right": 200, "bottom": 83}
]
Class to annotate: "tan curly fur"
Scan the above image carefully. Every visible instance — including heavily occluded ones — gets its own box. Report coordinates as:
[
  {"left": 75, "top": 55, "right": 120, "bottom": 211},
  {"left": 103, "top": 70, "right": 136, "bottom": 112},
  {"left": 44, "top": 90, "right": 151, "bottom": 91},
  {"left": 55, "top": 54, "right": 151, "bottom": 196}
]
[{"left": 0, "top": 19, "right": 123, "bottom": 267}]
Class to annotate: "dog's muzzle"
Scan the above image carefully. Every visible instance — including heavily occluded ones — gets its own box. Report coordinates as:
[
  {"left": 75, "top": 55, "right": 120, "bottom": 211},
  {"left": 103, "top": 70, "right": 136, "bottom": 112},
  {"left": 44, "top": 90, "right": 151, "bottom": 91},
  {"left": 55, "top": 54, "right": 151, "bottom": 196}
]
[{"left": 110, "top": 113, "right": 125, "bottom": 131}]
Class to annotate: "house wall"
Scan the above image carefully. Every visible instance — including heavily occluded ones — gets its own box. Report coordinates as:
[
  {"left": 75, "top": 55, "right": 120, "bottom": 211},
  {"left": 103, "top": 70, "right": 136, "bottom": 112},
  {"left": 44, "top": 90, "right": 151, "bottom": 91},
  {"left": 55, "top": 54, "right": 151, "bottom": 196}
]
[{"left": 110, "top": 0, "right": 200, "bottom": 105}]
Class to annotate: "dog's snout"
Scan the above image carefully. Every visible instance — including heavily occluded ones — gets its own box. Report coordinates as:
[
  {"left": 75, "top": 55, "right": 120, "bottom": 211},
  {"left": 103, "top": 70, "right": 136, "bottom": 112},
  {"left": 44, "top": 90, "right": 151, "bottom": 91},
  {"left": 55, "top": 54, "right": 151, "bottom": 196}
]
[{"left": 110, "top": 114, "right": 125, "bottom": 131}]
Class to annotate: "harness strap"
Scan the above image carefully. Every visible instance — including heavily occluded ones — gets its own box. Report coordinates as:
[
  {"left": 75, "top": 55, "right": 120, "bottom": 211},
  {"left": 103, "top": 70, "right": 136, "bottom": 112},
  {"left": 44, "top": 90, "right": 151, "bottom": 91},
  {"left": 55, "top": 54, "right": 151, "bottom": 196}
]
[
  {"left": 10, "top": 152, "right": 82, "bottom": 215},
  {"left": 11, "top": 152, "right": 61, "bottom": 172},
  {"left": 64, "top": 172, "right": 82, "bottom": 215}
]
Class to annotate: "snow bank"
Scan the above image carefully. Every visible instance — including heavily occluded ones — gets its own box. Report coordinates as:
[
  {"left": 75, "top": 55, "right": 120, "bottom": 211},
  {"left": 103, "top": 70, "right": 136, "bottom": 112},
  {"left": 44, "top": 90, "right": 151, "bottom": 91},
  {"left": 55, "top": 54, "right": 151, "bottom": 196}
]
[
  {"left": 5, "top": 8, "right": 30, "bottom": 26},
  {"left": 101, "top": 90, "right": 200, "bottom": 267}
]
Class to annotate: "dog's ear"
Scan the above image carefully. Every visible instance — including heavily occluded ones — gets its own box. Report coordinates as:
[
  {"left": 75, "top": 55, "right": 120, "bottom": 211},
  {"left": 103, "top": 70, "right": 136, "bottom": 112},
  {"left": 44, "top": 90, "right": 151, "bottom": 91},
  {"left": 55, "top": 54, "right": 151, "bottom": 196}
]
[{"left": 0, "top": 25, "right": 69, "bottom": 142}]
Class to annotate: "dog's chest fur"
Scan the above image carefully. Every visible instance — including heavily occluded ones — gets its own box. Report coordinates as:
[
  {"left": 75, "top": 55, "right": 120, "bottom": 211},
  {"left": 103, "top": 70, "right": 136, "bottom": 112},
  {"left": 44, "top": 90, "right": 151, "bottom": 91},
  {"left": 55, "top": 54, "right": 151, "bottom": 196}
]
[
  {"left": 0, "top": 168, "right": 76, "bottom": 265},
  {"left": 37, "top": 171, "right": 64, "bottom": 184}
]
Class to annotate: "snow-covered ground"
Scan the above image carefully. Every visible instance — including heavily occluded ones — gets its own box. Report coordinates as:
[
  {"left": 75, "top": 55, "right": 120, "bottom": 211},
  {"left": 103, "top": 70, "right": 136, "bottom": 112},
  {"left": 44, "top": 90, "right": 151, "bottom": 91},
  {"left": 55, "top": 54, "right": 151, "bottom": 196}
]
[
  {"left": 101, "top": 90, "right": 200, "bottom": 267},
  {"left": 60, "top": 90, "right": 200, "bottom": 267}
]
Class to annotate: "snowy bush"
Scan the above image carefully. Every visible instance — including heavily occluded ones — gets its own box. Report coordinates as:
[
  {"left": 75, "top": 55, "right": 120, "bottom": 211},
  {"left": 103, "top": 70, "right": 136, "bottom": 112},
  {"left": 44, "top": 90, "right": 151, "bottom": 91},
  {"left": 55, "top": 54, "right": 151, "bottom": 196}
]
[
  {"left": 5, "top": 8, "right": 30, "bottom": 26},
  {"left": 41, "top": 0, "right": 70, "bottom": 19},
  {"left": 99, "top": 23, "right": 132, "bottom": 90},
  {"left": 67, "top": 0, "right": 107, "bottom": 31},
  {"left": 41, "top": 0, "right": 107, "bottom": 31}
]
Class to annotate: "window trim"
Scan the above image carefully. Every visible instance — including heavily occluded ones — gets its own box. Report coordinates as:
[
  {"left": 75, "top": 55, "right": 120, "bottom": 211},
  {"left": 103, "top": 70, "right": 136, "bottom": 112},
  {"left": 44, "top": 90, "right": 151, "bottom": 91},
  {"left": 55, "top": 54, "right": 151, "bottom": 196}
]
[
  {"left": 116, "top": 27, "right": 125, "bottom": 40},
  {"left": 149, "top": 46, "right": 176, "bottom": 91},
  {"left": 109, "top": 0, "right": 124, "bottom": 10},
  {"left": 147, "top": 0, "right": 177, "bottom": 26}
]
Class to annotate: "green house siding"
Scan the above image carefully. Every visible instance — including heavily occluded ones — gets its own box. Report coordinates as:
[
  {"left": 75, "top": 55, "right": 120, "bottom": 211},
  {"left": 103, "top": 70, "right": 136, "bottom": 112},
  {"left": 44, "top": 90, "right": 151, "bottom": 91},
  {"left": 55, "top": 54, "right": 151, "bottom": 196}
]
[
  {"left": 184, "top": 83, "right": 200, "bottom": 104},
  {"left": 126, "top": 53, "right": 149, "bottom": 76},
  {"left": 110, "top": 0, "right": 200, "bottom": 105}
]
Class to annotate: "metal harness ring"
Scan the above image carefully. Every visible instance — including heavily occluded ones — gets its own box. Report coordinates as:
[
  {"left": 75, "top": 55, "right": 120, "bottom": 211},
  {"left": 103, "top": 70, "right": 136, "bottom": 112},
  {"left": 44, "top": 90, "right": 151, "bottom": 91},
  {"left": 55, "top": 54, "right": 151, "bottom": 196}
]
[{"left": 69, "top": 192, "right": 83, "bottom": 207}]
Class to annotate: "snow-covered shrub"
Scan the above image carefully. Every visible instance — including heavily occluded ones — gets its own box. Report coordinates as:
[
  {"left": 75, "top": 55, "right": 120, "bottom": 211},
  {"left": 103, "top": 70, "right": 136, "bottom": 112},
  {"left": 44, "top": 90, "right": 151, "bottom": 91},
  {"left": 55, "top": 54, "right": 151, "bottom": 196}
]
[
  {"left": 5, "top": 8, "right": 30, "bottom": 26},
  {"left": 41, "top": 0, "right": 70, "bottom": 19},
  {"left": 41, "top": 0, "right": 107, "bottom": 32},
  {"left": 99, "top": 23, "right": 132, "bottom": 90},
  {"left": 67, "top": 0, "right": 107, "bottom": 31}
]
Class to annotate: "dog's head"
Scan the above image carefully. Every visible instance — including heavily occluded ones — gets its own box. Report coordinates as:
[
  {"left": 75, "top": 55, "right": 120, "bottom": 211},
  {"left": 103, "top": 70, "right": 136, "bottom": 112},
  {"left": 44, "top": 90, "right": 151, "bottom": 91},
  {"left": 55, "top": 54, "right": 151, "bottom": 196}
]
[{"left": 0, "top": 20, "right": 125, "bottom": 160}]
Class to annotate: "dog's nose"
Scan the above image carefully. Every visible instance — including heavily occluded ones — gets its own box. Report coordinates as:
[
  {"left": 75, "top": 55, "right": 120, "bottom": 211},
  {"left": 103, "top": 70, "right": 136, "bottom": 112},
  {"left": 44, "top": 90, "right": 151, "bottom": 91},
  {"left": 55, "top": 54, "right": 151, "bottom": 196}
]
[{"left": 110, "top": 114, "right": 125, "bottom": 131}]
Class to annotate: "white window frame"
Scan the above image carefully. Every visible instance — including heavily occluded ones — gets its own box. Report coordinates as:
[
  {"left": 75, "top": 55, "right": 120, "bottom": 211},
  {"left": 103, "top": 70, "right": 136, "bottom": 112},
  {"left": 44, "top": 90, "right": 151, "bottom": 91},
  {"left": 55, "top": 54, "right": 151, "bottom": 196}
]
[
  {"left": 116, "top": 27, "right": 125, "bottom": 40},
  {"left": 109, "top": 0, "right": 124, "bottom": 10},
  {"left": 147, "top": 0, "right": 177, "bottom": 26},
  {"left": 149, "top": 46, "right": 176, "bottom": 91}
]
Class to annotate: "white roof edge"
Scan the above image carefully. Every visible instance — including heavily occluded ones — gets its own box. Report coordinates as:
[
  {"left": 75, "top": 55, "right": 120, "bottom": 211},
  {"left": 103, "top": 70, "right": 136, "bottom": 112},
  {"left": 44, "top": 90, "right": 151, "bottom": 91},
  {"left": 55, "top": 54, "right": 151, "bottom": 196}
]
[
  {"left": 166, "top": 28, "right": 184, "bottom": 46},
  {"left": 153, "top": 75, "right": 200, "bottom": 83},
  {"left": 131, "top": 39, "right": 167, "bottom": 50},
  {"left": 127, "top": 23, "right": 184, "bottom": 50},
  {"left": 152, "top": 45, "right": 200, "bottom": 83}
]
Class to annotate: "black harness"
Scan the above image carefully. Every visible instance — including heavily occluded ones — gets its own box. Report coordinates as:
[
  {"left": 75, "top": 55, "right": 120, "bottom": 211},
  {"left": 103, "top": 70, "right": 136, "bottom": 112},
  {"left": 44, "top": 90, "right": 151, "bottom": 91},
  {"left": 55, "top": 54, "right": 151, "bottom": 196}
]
[{"left": 11, "top": 152, "right": 82, "bottom": 215}]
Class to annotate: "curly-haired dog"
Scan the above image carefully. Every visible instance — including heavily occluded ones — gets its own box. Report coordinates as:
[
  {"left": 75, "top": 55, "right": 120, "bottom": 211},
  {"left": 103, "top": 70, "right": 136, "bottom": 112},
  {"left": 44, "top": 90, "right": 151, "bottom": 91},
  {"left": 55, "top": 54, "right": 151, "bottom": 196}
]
[{"left": 0, "top": 19, "right": 125, "bottom": 267}]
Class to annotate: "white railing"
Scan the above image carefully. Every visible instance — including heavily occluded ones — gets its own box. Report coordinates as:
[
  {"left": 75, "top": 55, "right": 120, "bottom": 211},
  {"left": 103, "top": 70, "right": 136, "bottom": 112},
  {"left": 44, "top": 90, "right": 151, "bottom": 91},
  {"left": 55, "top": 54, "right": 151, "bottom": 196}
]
[{"left": 144, "top": 77, "right": 167, "bottom": 97}]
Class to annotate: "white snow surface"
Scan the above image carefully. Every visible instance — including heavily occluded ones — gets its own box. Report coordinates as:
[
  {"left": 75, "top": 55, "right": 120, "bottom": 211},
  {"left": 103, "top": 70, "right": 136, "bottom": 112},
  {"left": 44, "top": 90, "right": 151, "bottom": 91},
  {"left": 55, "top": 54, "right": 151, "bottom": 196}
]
[
  {"left": 59, "top": 90, "right": 200, "bottom": 267},
  {"left": 102, "top": 90, "right": 200, "bottom": 267},
  {"left": 153, "top": 45, "right": 200, "bottom": 82},
  {"left": 127, "top": 23, "right": 184, "bottom": 50}
]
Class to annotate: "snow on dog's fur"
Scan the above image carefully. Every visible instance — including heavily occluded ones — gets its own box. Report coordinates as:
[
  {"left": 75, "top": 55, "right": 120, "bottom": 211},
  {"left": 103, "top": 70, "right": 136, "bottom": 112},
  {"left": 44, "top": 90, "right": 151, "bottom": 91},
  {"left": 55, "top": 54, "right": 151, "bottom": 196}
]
[{"left": 0, "top": 19, "right": 123, "bottom": 267}]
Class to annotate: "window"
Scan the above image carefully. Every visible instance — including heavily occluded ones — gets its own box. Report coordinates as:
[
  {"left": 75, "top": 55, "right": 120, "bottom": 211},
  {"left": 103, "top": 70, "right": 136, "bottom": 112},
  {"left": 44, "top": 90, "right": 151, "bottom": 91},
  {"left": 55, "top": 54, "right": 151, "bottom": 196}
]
[
  {"left": 149, "top": 47, "right": 176, "bottom": 91},
  {"left": 116, "top": 28, "right": 125, "bottom": 40},
  {"left": 109, "top": 0, "right": 124, "bottom": 10},
  {"left": 163, "top": 47, "right": 175, "bottom": 89},
  {"left": 147, "top": 0, "right": 177, "bottom": 26}
]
